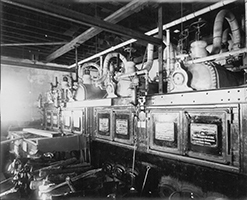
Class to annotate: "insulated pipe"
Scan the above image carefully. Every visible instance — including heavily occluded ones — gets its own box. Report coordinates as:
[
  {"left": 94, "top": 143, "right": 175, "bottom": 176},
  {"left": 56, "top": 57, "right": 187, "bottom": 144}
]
[
  {"left": 211, "top": 9, "right": 241, "bottom": 54},
  {"left": 102, "top": 52, "right": 127, "bottom": 75},
  {"left": 158, "top": 5, "right": 163, "bottom": 94},
  {"left": 143, "top": 43, "right": 155, "bottom": 71},
  {"left": 222, "top": 28, "right": 230, "bottom": 44},
  {"left": 186, "top": 47, "right": 247, "bottom": 65},
  {"left": 78, "top": 62, "right": 101, "bottom": 81},
  {"left": 166, "top": 29, "right": 171, "bottom": 78},
  {"left": 143, "top": 35, "right": 175, "bottom": 72},
  {"left": 221, "top": 28, "right": 232, "bottom": 52},
  {"left": 71, "top": 0, "right": 237, "bottom": 67}
]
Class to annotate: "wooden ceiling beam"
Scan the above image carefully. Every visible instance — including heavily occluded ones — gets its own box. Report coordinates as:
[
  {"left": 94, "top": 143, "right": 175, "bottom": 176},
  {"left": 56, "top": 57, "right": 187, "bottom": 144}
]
[
  {"left": 46, "top": 0, "right": 150, "bottom": 62},
  {"left": 1, "top": 42, "right": 67, "bottom": 47},
  {"left": 3, "top": 0, "right": 162, "bottom": 60}
]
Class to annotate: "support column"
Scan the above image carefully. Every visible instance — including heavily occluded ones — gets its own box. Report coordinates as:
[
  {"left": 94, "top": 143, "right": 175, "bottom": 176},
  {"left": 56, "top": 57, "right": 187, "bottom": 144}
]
[
  {"left": 244, "top": 0, "right": 247, "bottom": 83},
  {"left": 158, "top": 5, "right": 164, "bottom": 94},
  {"left": 245, "top": 0, "right": 247, "bottom": 47}
]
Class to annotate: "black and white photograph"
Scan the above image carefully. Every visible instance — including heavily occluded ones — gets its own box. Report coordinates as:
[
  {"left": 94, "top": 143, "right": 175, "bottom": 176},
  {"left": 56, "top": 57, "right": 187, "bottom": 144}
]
[{"left": 1, "top": 0, "right": 247, "bottom": 199}]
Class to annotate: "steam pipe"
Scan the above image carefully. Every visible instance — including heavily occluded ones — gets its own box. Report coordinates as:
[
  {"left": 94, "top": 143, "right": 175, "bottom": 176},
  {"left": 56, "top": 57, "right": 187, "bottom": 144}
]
[
  {"left": 186, "top": 47, "right": 247, "bottom": 65},
  {"left": 143, "top": 42, "right": 155, "bottom": 72},
  {"left": 221, "top": 28, "right": 231, "bottom": 52},
  {"left": 75, "top": 47, "right": 79, "bottom": 83},
  {"left": 143, "top": 35, "right": 175, "bottom": 72},
  {"left": 166, "top": 29, "right": 171, "bottom": 79},
  {"left": 211, "top": 9, "right": 241, "bottom": 54},
  {"left": 222, "top": 29, "right": 230, "bottom": 44},
  {"left": 70, "top": 0, "right": 237, "bottom": 67},
  {"left": 78, "top": 62, "right": 101, "bottom": 81},
  {"left": 158, "top": 5, "right": 163, "bottom": 94},
  {"left": 100, "top": 56, "right": 103, "bottom": 72},
  {"left": 103, "top": 52, "right": 127, "bottom": 75}
]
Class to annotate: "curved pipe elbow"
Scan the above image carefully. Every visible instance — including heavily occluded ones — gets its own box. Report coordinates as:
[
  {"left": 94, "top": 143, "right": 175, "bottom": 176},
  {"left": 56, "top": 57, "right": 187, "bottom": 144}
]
[
  {"left": 103, "top": 52, "right": 127, "bottom": 75},
  {"left": 211, "top": 9, "right": 241, "bottom": 54}
]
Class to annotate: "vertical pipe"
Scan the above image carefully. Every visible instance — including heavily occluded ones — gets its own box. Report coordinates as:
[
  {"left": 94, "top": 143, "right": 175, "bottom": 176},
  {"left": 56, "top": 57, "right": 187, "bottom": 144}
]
[
  {"left": 75, "top": 47, "right": 79, "bottom": 82},
  {"left": 100, "top": 56, "right": 103, "bottom": 74},
  {"left": 158, "top": 5, "right": 163, "bottom": 94},
  {"left": 166, "top": 29, "right": 171, "bottom": 80}
]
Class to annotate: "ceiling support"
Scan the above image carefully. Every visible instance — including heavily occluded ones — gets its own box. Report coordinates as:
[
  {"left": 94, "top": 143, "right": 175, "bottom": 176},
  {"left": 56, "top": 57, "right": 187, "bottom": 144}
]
[
  {"left": 1, "top": 42, "right": 67, "bottom": 47},
  {"left": 2, "top": 0, "right": 161, "bottom": 52},
  {"left": 46, "top": 0, "right": 149, "bottom": 62},
  {"left": 245, "top": 0, "right": 247, "bottom": 48},
  {"left": 70, "top": 0, "right": 237, "bottom": 68},
  {"left": 158, "top": 5, "right": 163, "bottom": 94}
]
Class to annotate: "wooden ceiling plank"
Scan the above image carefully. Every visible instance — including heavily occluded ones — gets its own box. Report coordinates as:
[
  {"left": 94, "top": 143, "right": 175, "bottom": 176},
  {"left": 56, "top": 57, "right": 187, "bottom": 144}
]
[{"left": 46, "top": 0, "right": 150, "bottom": 62}]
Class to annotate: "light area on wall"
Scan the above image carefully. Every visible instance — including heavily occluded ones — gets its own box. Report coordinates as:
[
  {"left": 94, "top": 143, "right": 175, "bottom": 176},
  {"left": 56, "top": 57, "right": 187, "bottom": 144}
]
[
  {"left": 1, "top": 69, "right": 30, "bottom": 122},
  {"left": 1, "top": 65, "right": 69, "bottom": 125}
]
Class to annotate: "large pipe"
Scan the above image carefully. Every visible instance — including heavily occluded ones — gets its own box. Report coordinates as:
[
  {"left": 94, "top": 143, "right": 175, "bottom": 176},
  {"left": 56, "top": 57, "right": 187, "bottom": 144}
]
[
  {"left": 166, "top": 29, "right": 171, "bottom": 78},
  {"left": 78, "top": 62, "right": 101, "bottom": 83},
  {"left": 221, "top": 28, "right": 230, "bottom": 52},
  {"left": 158, "top": 5, "right": 163, "bottom": 94},
  {"left": 211, "top": 9, "right": 241, "bottom": 54},
  {"left": 186, "top": 47, "right": 247, "bottom": 65},
  {"left": 71, "top": 0, "right": 237, "bottom": 67},
  {"left": 102, "top": 52, "right": 127, "bottom": 75},
  {"left": 143, "top": 35, "right": 175, "bottom": 72},
  {"left": 143, "top": 42, "right": 155, "bottom": 72}
]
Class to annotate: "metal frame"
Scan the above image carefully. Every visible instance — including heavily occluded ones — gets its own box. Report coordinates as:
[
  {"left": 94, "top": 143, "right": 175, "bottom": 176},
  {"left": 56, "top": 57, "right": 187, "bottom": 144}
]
[
  {"left": 147, "top": 87, "right": 247, "bottom": 106},
  {"left": 112, "top": 108, "right": 134, "bottom": 146},
  {"left": 94, "top": 107, "right": 113, "bottom": 142},
  {"left": 145, "top": 103, "right": 242, "bottom": 173},
  {"left": 147, "top": 108, "right": 182, "bottom": 155},
  {"left": 184, "top": 108, "right": 232, "bottom": 164}
]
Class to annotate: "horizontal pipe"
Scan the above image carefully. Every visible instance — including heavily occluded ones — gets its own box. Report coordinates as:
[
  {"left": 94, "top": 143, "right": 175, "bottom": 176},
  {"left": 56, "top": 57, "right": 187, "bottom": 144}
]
[
  {"left": 185, "top": 47, "right": 247, "bottom": 65},
  {"left": 117, "top": 69, "right": 147, "bottom": 80},
  {"left": 70, "top": 0, "right": 237, "bottom": 68},
  {"left": 70, "top": 39, "right": 137, "bottom": 68}
]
